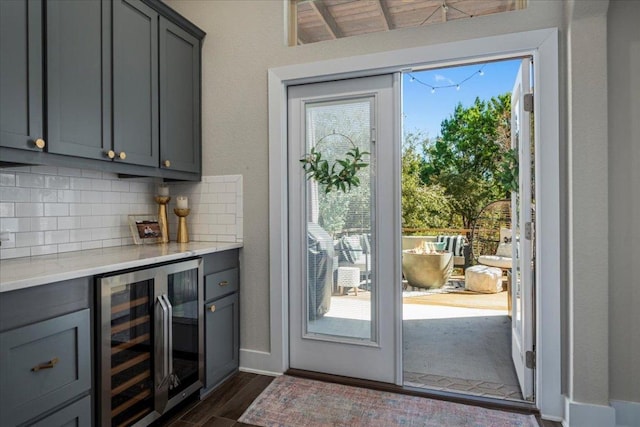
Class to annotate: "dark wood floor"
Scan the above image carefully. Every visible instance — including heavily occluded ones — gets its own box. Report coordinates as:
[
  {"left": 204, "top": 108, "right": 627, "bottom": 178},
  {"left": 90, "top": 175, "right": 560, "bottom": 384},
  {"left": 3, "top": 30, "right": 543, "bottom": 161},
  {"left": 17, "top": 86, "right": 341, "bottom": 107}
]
[
  {"left": 158, "top": 371, "right": 561, "bottom": 427},
  {"left": 156, "top": 372, "right": 273, "bottom": 426}
]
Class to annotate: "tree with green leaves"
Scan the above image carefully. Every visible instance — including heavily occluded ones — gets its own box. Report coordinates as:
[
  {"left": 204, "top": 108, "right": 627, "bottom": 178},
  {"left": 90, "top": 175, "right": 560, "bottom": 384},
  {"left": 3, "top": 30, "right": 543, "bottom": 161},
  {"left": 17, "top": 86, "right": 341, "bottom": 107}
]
[
  {"left": 401, "top": 132, "right": 454, "bottom": 230},
  {"left": 420, "top": 94, "right": 513, "bottom": 228}
]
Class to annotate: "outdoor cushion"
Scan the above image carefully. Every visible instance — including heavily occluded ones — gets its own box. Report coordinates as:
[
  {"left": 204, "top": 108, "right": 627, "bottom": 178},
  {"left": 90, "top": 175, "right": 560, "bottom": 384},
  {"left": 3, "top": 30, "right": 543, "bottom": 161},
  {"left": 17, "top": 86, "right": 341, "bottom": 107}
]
[
  {"left": 478, "top": 254, "right": 512, "bottom": 269},
  {"left": 465, "top": 265, "right": 503, "bottom": 293},
  {"left": 336, "top": 235, "right": 362, "bottom": 264},
  {"left": 496, "top": 242, "right": 512, "bottom": 257},
  {"left": 437, "top": 235, "right": 465, "bottom": 256}
]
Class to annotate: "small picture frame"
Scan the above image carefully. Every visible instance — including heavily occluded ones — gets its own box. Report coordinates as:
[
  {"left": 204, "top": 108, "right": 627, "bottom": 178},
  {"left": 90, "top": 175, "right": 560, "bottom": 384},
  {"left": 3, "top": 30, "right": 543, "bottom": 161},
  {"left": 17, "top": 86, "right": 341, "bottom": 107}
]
[{"left": 129, "top": 214, "right": 163, "bottom": 245}]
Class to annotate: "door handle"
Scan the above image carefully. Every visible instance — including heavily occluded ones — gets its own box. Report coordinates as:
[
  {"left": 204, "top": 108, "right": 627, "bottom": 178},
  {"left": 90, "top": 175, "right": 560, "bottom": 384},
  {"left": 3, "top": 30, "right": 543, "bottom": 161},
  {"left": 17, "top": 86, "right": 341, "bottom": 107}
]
[
  {"left": 156, "top": 295, "right": 170, "bottom": 381},
  {"left": 161, "top": 294, "right": 178, "bottom": 389}
]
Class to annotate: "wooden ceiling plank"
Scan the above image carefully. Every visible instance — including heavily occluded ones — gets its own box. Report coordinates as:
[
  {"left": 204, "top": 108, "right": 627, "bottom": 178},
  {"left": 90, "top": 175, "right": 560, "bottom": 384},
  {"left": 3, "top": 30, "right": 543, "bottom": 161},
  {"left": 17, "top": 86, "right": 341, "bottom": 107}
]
[
  {"left": 375, "top": 0, "right": 393, "bottom": 30},
  {"left": 309, "top": 0, "right": 343, "bottom": 39}
]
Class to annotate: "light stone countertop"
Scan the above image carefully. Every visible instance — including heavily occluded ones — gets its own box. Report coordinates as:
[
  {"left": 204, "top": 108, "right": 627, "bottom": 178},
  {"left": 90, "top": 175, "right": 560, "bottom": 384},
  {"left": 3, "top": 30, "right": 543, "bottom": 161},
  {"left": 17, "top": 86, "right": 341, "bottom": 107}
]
[{"left": 0, "top": 242, "right": 242, "bottom": 293}]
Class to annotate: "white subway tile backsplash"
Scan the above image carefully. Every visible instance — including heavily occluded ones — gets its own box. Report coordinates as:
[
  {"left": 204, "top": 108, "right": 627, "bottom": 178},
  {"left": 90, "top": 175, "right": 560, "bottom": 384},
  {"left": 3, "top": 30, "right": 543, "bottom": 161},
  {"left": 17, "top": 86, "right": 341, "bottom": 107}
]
[
  {"left": 58, "top": 216, "right": 82, "bottom": 230},
  {"left": 31, "top": 217, "right": 58, "bottom": 231},
  {"left": 58, "top": 242, "right": 83, "bottom": 253},
  {"left": 0, "top": 173, "right": 16, "bottom": 187},
  {"left": 30, "top": 188, "right": 58, "bottom": 203},
  {"left": 44, "top": 203, "right": 69, "bottom": 217},
  {"left": 69, "top": 203, "right": 93, "bottom": 216},
  {"left": 0, "top": 168, "right": 242, "bottom": 260},
  {"left": 81, "top": 240, "right": 103, "bottom": 250},
  {"left": 45, "top": 175, "right": 70, "bottom": 189},
  {"left": 45, "top": 230, "right": 69, "bottom": 245},
  {"left": 0, "top": 203, "right": 15, "bottom": 217},
  {"left": 70, "top": 177, "right": 92, "bottom": 190},
  {"left": 16, "top": 231, "right": 44, "bottom": 247},
  {"left": 58, "top": 189, "right": 82, "bottom": 203},
  {"left": 0, "top": 187, "right": 31, "bottom": 202},
  {"left": 15, "top": 202, "right": 43, "bottom": 217},
  {"left": 91, "top": 179, "right": 111, "bottom": 191},
  {"left": 111, "top": 180, "right": 130, "bottom": 192},
  {"left": 16, "top": 173, "right": 45, "bottom": 188},
  {"left": 1, "top": 247, "right": 30, "bottom": 259}
]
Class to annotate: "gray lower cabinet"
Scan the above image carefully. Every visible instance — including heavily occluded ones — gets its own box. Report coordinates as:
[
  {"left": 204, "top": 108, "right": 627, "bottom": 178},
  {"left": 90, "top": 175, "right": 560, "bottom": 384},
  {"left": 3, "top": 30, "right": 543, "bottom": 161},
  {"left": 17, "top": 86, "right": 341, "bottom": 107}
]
[
  {"left": 202, "top": 251, "right": 240, "bottom": 395},
  {"left": 30, "top": 395, "right": 92, "bottom": 427},
  {"left": 159, "top": 16, "right": 201, "bottom": 174},
  {"left": 205, "top": 290, "right": 240, "bottom": 390},
  {"left": 0, "top": 0, "right": 44, "bottom": 152},
  {"left": 0, "top": 309, "right": 92, "bottom": 426}
]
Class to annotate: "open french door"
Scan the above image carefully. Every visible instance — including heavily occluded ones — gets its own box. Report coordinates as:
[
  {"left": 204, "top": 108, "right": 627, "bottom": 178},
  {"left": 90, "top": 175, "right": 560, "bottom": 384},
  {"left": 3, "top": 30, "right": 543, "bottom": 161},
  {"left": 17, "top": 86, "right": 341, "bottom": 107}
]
[
  {"left": 510, "top": 58, "right": 535, "bottom": 401},
  {"left": 287, "top": 74, "right": 401, "bottom": 383}
]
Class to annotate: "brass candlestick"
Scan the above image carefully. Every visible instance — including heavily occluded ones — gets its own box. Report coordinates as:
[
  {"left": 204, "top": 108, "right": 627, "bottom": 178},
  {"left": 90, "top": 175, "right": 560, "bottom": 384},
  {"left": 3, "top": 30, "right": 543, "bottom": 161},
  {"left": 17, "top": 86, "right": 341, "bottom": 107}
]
[
  {"left": 155, "top": 196, "right": 171, "bottom": 243},
  {"left": 174, "top": 208, "right": 191, "bottom": 243}
]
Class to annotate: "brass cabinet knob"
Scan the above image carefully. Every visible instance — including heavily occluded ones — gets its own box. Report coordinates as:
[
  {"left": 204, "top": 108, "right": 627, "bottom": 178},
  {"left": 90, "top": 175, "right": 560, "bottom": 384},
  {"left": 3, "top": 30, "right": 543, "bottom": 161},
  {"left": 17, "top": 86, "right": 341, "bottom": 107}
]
[
  {"left": 163, "top": 160, "right": 171, "bottom": 168},
  {"left": 106, "top": 150, "right": 116, "bottom": 159},
  {"left": 34, "top": 138, "right": 46, "bottom": 149},
  {"left": 118, "top": 151, "right": 126, "bottom": 160},
  {"left": 209, "top": 305, "right": 216, "bottom": 313}
]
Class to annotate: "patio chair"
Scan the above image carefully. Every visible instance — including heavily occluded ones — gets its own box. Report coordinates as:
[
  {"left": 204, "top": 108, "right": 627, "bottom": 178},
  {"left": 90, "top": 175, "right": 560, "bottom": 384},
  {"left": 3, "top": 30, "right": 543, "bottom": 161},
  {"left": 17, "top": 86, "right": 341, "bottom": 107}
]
[
  {"left": 334, "top": 233, "right": 371, "bottom": 293},
  {"left": 471, "top": 199, "right": 512, "bottom": 270}
]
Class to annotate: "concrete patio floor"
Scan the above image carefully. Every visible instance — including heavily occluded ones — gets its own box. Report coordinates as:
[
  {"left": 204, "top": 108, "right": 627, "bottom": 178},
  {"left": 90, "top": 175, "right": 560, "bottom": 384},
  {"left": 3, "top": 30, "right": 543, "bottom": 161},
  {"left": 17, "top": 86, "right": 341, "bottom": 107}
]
[{"left": 307, "top": 281, "right": 524, "bottom": 401}]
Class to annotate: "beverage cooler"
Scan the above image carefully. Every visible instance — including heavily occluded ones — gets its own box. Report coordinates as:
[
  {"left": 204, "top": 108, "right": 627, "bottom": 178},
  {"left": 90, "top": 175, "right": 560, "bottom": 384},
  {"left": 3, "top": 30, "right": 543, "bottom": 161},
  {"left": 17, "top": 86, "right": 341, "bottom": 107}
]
[{"left": 97, "top": 258, "right": 203, "bottom": 427}]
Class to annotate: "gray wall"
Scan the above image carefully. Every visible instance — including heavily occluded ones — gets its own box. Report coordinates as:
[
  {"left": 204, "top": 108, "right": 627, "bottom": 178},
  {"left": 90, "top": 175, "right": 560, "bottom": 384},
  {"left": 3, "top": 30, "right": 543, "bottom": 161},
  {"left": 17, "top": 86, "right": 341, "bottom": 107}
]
[{"left": 608, "top": 0, "right": 640, "bottom": 403}]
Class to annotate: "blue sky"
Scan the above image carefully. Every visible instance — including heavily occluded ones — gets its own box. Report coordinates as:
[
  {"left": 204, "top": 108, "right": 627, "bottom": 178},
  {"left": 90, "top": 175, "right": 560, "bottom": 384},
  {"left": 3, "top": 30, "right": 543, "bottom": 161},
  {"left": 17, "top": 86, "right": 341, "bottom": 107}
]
[{"left": 402, "top": 59, "right": 522, "bottom": 139}]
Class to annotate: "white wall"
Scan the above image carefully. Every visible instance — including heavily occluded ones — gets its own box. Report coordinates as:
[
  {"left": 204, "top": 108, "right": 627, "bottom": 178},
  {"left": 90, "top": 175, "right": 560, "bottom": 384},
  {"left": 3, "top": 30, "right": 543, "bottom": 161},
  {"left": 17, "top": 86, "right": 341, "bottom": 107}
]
[
  {"left": 166, "top": 0, "right": 564, "bottom": 356},
  {"left": 608, "top": 0, "right": 640, "bottom": 406}
]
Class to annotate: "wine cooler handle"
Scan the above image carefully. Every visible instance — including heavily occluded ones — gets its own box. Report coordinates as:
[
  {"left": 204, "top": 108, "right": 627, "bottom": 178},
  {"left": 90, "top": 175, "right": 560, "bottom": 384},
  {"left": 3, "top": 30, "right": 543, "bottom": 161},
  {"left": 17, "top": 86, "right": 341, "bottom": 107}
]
[
  {"left": 162, "top": 294, "right": 174, "bottom": 378},
  {"left": 157, "top": 295, "right": 170, "bottom": 380}
]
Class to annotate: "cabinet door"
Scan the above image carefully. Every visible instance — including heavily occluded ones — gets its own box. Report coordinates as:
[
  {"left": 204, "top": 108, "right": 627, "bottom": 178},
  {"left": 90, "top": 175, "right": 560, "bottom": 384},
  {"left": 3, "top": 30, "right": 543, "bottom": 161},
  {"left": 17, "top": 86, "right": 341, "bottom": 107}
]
[
  {"left": 30, "top": 395, "right": 91, "bottom": 427},
  {"left": 0, "top": 0, "right": 43, "bottom": 151},
  {"left": 205, "top": 293, "right": 239, "bottom": 389},
  {"left": 0, "top": 309, "right": 91, "bottom": 427},
  {"left": 159, "top": 17, "right": 201, "bottom": 174},
  {"left": 113, "top": 0, "right": 158, "bottom": 167},
  {"left": 46, "top": 0, "right": 111, "bottom": 161}
]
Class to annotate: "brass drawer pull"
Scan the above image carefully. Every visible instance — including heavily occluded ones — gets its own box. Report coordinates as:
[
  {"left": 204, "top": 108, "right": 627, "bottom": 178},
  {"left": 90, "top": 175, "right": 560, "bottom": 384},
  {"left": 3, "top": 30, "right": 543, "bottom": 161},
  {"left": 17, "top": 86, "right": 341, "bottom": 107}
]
[
  {"left": 106, "top": 150, "right": 116, "bottom": 159},
  {"left": 32, "top": 357, "right": 59, "bottom": 372},
  {"left": 209, "top": 305, "right": 216, "bottom": 313},
  {"left": 118, "top": 151, "right": 126, "bottom": 160},
  {"left": 34, "top": 138, "right": 46, "bottom": 149},
  {"left": 218, "top": 281, "right": 229, "bottom": 287},
  {"left": 163, "top": 160, "right": 171, "bottom": 168}
]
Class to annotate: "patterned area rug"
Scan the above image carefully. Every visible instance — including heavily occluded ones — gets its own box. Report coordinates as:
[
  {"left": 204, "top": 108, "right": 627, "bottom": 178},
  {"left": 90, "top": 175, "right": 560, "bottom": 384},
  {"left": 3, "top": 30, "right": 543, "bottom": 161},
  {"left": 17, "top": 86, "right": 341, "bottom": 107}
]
[{"left": 239, "top": 375, "right": 537, "bottom": 427}]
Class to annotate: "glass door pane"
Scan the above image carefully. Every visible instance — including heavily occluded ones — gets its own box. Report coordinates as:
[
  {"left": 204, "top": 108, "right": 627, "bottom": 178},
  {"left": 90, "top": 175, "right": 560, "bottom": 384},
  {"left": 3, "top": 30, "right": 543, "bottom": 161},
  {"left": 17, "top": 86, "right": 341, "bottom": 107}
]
[
  {"left": 167, "top": 267, "right": 200, "bottom": 399},
  {"left": 108, "top": 279, "right": 154, "bottom": 427},
  {"left": 304, "top": 97, "right": 375, "bottom": 343}
]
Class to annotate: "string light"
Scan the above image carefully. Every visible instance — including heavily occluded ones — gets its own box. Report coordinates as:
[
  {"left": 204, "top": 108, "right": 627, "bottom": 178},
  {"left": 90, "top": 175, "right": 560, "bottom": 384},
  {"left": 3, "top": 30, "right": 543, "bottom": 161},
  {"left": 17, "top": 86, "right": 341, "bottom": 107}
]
[{"left": 407, "top": 64, "right": 486, "bottom": 93}]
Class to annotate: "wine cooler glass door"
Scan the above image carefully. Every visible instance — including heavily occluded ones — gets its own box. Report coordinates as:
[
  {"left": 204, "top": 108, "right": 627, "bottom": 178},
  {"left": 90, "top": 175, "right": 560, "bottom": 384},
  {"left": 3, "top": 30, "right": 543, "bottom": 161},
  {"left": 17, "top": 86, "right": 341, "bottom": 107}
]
[
  {"left": 165, "top": 260, "right": 203, "bottom": 400},
  {"left": 100, "top": 271, "right": 157, "bottom": 427}
]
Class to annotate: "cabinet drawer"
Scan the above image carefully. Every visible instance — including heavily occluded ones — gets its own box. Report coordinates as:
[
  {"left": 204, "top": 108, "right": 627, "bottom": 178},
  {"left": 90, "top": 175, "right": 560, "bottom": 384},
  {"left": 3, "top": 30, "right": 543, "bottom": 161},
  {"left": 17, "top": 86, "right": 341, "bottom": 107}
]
[
  {"left": 0, "top": 309, "right": 91, "bottom": 427},
  {"left": 205, "top": 268, "right": 238, "bottom": 301},
  {"left": 30, "top": 395, "right": 91, "bottom": 427}
]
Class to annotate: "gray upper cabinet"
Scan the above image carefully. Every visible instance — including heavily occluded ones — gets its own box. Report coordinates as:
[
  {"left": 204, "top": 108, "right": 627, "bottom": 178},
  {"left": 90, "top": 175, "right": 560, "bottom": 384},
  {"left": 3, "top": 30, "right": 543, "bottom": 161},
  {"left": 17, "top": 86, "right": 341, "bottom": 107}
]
[
  {"left": 46, "top": 0, "right": 112, "bottom": 161},
  {"left": 159, "top": 17, "right": 201, "bottom": 174},
  {"left": 0, "top": 0, "right": 44, "bottom": 152},
  {"left": 113, "top": 0, "right": 159, "bottom": 167},
  {"left": 1, "top": 0, "right": 204, "bottom": 180}
]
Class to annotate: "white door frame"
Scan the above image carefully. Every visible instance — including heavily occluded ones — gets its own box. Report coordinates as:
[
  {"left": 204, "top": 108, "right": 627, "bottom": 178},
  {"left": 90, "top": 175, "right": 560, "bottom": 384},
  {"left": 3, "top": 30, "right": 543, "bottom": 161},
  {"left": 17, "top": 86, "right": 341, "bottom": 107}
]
[{"left": 267, "top": 28, "right": 562, "bottom": 420}]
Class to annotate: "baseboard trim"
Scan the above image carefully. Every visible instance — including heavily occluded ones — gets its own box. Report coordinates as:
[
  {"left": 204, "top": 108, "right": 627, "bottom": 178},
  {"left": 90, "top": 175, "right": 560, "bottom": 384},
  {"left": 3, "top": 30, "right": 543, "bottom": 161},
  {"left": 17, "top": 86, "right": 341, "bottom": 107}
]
[
  {"left": 565, "top": 397, "right": 616, "bottom": 427},
  {"left": 611, "top": 399, "right": 640, "bottom": 427},
  {"left": 239, "top": 348, "right": 284, "bottom": 376}
]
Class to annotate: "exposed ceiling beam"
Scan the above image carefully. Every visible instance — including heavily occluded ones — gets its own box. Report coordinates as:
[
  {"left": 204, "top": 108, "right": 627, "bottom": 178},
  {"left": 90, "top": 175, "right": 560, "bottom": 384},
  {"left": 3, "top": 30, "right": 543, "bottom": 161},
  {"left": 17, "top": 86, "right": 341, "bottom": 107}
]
[
  {"left": 309, "top": 0, "right": 342, "bottom": 39},
  {"left": 375, "top": 0, "right": 393, "bottom": 31}
]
